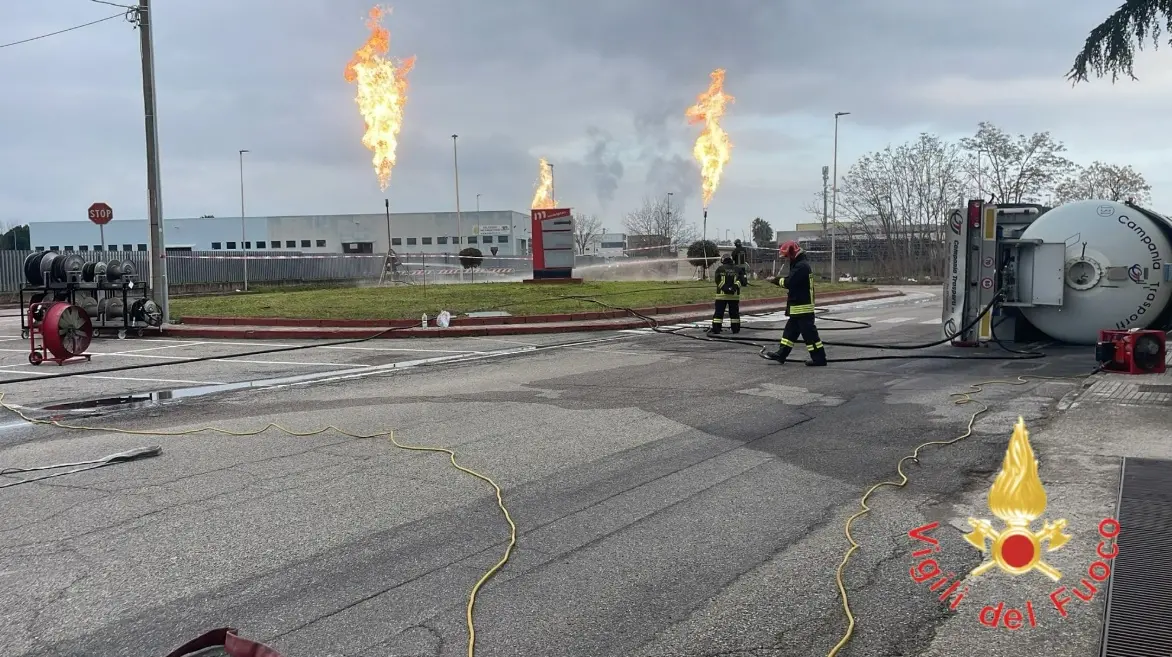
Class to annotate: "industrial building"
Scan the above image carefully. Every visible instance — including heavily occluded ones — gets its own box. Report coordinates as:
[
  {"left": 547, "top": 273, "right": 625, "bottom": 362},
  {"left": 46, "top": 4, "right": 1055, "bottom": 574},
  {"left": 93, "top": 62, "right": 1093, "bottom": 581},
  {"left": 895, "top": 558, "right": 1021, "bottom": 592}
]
[
  {"left": 28, "top": 211, "right": 532, "bottom": 257},
  {"left": 582, "top": 233, "right": 628, "bottom": 257}
]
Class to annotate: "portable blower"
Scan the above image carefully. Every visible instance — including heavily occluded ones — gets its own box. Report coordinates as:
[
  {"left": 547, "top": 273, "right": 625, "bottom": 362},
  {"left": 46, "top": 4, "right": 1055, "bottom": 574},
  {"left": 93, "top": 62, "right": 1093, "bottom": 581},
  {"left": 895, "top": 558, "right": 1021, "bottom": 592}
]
[{"left": 1095, "top": 329, "right": 1168, "bottom": 374}]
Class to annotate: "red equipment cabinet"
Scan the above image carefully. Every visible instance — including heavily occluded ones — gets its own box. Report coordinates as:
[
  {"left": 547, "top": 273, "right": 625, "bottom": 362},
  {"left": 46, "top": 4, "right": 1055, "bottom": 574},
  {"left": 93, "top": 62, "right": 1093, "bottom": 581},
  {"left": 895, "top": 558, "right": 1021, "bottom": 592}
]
[{"left": 1095, "top": 329, "right": 1166, "bottom": 374}]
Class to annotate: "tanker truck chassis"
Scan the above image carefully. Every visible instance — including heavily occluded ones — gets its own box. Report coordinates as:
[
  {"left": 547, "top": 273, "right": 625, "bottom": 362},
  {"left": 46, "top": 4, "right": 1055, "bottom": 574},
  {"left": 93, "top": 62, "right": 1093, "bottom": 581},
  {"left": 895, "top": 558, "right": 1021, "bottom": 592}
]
[{"left": 942, "top": 198, "right": 1172, "bottom": 347}]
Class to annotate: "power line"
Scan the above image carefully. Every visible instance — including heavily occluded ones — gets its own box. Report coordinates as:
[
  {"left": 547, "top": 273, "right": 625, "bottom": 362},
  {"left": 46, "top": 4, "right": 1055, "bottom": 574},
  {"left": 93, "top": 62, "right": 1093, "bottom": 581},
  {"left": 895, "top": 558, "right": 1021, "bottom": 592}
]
[{"left": 0, "top": 12, "right": 127, "bottom": 50}]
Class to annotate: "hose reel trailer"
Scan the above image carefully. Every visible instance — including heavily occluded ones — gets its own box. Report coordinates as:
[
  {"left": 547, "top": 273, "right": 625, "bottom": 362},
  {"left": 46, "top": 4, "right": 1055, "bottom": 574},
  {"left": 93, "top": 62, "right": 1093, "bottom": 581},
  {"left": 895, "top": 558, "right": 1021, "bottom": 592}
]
[
  {"left": 942, "top": 198, "right": 1172, "bottom": 348},
  {"left": 19, "top": 250, "right": 163, "bottom": 346}
]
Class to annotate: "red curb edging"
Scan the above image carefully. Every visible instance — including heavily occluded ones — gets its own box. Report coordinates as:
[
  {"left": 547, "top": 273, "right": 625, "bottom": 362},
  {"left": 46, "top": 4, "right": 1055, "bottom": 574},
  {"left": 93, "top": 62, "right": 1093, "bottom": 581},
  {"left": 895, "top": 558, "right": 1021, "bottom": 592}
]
[
  {"left": 161, "top": 290, "right": 903, "bottom": 340},
  {"left": 177, "top": 288, "right": 882, "bottom": 328}
]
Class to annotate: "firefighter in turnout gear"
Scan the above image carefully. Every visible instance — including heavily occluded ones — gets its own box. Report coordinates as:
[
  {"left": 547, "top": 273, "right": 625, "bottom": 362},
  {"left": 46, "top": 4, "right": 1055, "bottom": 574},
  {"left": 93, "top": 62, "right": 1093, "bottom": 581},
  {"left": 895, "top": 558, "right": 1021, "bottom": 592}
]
[
  {"left": 731, "top": 239, "right": 748, "bottom": 272},
  {"left": 765, "top": 241, "right": 827, "bottom": 366},
  {"left": 709, "top": 254, "right": 748, "bottom": 335}
]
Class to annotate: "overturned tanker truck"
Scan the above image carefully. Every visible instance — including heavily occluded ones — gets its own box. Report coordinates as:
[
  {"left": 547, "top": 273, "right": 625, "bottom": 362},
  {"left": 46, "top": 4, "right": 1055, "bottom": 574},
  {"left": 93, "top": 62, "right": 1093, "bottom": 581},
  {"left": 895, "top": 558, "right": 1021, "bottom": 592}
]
[{"left": 942, "top": 198, "right": 1172, "bottom": 346}]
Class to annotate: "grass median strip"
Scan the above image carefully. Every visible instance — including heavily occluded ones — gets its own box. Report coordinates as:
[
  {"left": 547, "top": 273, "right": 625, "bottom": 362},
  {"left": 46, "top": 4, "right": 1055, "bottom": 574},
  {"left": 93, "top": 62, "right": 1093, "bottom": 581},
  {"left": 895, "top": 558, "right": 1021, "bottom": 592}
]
[{"left": 170, "top": 280, "right": 868, "bottom": 321}]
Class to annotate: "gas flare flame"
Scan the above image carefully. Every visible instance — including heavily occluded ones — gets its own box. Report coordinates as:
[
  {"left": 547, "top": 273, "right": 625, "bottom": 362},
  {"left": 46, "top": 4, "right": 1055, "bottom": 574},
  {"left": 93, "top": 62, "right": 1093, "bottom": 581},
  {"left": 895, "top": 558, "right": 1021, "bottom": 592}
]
[
  {"left": 988, "top": 417, "right": 1048, "bottom": 526},
  {"left": 344, "top": 5, "right": 415, "bottom": 191},
  {"left": 531, "top": 157, "right": 557, "bottom": 209},
  {"left": 686, "top": 68, "right": 735, "bottom": 208}
]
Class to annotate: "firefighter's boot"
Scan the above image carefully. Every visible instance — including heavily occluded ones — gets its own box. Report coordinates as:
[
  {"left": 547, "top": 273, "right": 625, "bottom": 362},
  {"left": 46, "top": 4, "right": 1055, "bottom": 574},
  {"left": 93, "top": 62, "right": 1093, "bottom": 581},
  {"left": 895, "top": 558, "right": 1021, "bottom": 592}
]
[
  {"left": 805, "top": 342, "right": 828, "bottom": 367},
  {"left": 766, "top": 342, "right": 793, "bottom": 363}
]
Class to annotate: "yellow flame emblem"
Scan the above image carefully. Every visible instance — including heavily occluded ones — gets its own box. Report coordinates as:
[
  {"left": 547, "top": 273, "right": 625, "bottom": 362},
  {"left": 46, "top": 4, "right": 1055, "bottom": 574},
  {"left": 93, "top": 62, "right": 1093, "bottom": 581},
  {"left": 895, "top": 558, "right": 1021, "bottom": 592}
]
[{"left": 963, "top": 417, "right": 1071, "bottom": 581}]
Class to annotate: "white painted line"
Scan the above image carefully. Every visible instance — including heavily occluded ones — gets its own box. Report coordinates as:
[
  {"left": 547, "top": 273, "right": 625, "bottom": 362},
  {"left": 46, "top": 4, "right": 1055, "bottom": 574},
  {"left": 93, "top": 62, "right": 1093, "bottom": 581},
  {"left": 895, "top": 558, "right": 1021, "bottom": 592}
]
[
  {"left": 878, "top": 317, "right": 914, "bottom": 324},
  {"left": 106, "top": 342, "right": 212, "bottom": 354},
  {"left": 919, "top": 319, "right": 939, "bottom": 325},
  {"left": 319, "top": 345, "right": 483, "bottom": 354},
  {"left": 213, "top": 359, "right": 367, "bottom": 368},
  {"left": 137, "top": 338, "right": 303, "bottom": 348},
  {"left": 841, "top": 316, "right": 874, "bottom": 322},
  {"left": 78, "top": 375, "right": 228, "bottom": 385},
  {"left": 0, "top": 369, "right": 223, "bottom": 385}
]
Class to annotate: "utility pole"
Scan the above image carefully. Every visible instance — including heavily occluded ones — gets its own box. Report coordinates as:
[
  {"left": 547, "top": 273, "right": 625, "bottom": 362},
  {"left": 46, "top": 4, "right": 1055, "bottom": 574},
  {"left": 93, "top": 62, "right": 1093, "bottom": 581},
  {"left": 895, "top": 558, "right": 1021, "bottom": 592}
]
[
  {"left": 831, "top": 111, "right": 851, "bottom": 284},
  {"left": 452, "top": 134, "right": 463, "bottom": 281},
  {"left": 239, "top": 149, "right": 249, "bottom": 292},
  {"left": 137, "top": 0, "right": 168, "bottom": 322},
  {"left": 549, "top": 163, "right": 555, "bottom": 204}
]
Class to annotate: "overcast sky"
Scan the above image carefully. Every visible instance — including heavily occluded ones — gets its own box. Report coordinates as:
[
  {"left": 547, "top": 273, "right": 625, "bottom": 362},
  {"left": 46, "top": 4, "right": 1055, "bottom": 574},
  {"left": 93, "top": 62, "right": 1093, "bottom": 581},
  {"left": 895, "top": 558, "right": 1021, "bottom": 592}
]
[{"left": 2, "top": 0, "right": 1169, "bottom": 238}]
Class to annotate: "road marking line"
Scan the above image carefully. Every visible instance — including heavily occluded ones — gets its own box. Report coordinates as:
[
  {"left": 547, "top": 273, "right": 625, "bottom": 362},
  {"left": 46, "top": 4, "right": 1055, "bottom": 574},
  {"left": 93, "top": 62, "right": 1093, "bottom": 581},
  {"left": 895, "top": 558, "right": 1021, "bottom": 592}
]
[
  {"left": 319, "top": 345, "right": 483, "bottom": 354},
  {"left": 841, "top": 316, "right": 873, "bottom": 322},
  {"left": 878, "top": 317, "right": 915, "bottom": 323},
  {"left": 105, "top": 342, "right": 213, "bottom": 354},
  {"left": 0, "top": 369, "right": 225, "bottom": 385},
  {"left": 78, "top": 375, "right": 228, "bottom": 385},
  {"left": 919, "top": 319, "right": 939, "bottom": 325}
]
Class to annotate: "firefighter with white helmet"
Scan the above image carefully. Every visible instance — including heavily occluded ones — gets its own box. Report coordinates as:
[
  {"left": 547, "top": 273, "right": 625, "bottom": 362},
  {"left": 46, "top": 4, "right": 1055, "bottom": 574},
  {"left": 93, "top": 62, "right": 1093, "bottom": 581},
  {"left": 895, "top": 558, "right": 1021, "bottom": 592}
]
[{"left": 765, "top": 240, "right": 827, "bottom": 366}]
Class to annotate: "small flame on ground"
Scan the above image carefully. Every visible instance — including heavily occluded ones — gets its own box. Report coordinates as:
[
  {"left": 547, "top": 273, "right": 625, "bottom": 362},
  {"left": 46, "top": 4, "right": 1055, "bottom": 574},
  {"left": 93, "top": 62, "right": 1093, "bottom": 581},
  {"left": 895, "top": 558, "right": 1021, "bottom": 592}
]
[
  {"left": 531, "top": 157, "right": 557, "bottom": 209},
  {"left": 988, "top": 417, "right": 1048, "bottom": 526},
  {"left": 685, "top": 68, "right": 735, "bottom": 208},
  {"left": 344, "top": 5, "right": 416, "bottom": 191}
]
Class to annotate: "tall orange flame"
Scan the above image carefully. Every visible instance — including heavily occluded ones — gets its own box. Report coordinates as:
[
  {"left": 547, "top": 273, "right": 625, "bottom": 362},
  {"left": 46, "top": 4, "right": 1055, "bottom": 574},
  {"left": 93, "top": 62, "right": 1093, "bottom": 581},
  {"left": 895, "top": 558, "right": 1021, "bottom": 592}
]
[
  {"left": 686, "top": 68, "right": 735, "bottom": 208},
  {"left": 988, "top": 417, "right": 1048, "bottom": 526},
  {"left": 531, "top": 157, "right": 556, "bottom": 209},
  {"left": 344, "top": 5, "right": 415, "bottom": 191}
]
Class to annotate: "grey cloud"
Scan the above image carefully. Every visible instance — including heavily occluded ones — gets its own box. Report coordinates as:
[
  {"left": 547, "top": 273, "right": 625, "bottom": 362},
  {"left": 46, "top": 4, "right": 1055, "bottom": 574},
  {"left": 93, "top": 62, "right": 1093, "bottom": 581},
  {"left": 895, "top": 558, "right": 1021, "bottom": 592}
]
[
  {"left": 3, "top": 0, "right": 1168, "bottom": 232},
  {"left": 582, "top": 126, "right": 624, "bottom": 208}
]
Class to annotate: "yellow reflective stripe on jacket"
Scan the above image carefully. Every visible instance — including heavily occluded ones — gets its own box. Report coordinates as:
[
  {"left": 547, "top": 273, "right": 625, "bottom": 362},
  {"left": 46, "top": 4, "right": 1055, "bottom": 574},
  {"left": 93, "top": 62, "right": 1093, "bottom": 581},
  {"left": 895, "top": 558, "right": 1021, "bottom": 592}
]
[
  {"left": 715, "top": 293, "right": 740, "bottom": 300},
  {"left": 789, "top": 303, "right": 816, "bottom": 315}
]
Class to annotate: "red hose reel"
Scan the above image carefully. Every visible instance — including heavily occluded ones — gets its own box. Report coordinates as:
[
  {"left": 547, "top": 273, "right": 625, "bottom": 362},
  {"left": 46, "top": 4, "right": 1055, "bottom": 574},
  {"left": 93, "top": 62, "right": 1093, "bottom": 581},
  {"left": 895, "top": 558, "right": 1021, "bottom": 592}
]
[{"left": 27, "top": 301, "right": 93, "bottom": 366}]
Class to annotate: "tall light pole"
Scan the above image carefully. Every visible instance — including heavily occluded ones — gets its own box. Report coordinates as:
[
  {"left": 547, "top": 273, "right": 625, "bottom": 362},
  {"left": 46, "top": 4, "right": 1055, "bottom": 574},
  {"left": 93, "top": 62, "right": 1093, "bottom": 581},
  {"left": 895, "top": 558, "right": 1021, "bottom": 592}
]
[
  {"left": 549, "top": 163, "right": 556, "bottom": 204},
  {"left": 831, "top": 111, "right": 850, "bottom": 284},
  {"left": 135, "top": 0, "right": 168, "bottom": 323},
  {"left": 666, "top": 192, "right": 673, "bottom": 257},
  {"left": 452, "top": 134, "right": 463, "bottom": 280},
  {"left": 476, "top": 193, "right": 482, "bottom": 246},
  {"left": 238, "top": 149, "right": 249, "bottom": 292}
]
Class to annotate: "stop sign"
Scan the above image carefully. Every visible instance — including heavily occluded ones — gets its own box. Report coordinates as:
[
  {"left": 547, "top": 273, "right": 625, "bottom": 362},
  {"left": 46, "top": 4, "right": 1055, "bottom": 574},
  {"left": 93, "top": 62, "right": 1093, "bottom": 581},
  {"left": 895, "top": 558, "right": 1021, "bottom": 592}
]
[{"left": 88, "top": 202, "right": 113, "bottom": 225}]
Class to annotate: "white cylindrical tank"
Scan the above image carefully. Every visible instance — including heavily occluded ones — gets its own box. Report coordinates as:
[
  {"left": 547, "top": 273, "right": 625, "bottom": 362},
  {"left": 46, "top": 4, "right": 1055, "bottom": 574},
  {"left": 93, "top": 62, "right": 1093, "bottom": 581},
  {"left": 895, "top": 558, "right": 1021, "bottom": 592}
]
[{"left": 1018, "top": 199, "right": 1172, "bottom": 344}]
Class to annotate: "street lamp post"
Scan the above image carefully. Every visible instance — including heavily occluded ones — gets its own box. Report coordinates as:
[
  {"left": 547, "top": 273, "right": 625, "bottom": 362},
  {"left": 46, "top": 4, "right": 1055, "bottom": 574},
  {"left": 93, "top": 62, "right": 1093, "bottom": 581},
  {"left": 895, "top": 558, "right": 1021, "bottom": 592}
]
[
  {"left": 831, "top": 111, "right": 850, "bottom": 284},
  {"left": 238, "top": 148, "right": 249, "bottom": 292},
  {"left": 476, "top": 193, "right": 482, "bottom": 243},
  {"left": 549, "top": 163, "right": 555, "bottom": 204},
  {"left": 452, "top": 134, "right": 463, "bottom": 280}
]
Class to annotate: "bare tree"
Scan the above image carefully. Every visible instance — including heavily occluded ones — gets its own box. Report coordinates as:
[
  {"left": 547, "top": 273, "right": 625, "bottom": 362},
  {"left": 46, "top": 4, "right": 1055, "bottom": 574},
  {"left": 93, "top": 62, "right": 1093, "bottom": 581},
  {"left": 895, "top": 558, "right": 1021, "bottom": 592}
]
[
  {"left": 1054, "top": 161, "right": 1153, "bottom": 205},
  {"left": 799, "top": 191, "right": 829, "bottom": 234},
  {"left": 572, "top": 213, "right": 604, "bottom": 254},
  {"left": 837, "top": 133, "right": 966, "bottom": 279},
  {"left": 959, "top": 122, "right": 1074, "bottom": 204},
  {"left": 1067, "top": 0, "right": 1171, "bottom": 83},
  {"left": 622, "top": 195, "right": 697, "bottom": 248}
]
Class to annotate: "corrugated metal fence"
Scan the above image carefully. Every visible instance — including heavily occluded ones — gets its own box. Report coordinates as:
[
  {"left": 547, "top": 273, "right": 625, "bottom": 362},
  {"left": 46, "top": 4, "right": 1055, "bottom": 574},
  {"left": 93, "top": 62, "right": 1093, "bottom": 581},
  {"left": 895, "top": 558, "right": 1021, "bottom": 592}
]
[{"left": 0, "top": 250, "right": 537, "bottom": 291}]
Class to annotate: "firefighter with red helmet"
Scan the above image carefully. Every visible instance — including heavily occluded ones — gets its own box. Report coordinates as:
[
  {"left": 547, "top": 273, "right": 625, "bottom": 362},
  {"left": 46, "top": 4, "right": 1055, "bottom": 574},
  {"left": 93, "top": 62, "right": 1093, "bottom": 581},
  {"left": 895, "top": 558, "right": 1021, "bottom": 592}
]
[{"left": 766, "top": 240, "right": 827, "bottom": 366}]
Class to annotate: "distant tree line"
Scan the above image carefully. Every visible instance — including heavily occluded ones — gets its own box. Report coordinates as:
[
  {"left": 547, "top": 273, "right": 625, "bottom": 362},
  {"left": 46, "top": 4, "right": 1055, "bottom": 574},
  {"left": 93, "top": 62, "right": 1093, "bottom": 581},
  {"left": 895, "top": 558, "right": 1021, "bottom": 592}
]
[
  {"left": 791, "top": 121, "right": 1153, "bottom": 280},
  {"left": 0, "top": 224, "right": 30, "bottom": 250}
]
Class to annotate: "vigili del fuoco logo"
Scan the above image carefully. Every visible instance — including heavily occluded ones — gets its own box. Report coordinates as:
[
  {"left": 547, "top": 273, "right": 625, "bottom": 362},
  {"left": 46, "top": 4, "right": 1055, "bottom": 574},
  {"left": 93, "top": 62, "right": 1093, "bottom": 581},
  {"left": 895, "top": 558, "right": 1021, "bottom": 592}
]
[{"left": 906, "top": 417, "right": 1120, "bottom": 629}]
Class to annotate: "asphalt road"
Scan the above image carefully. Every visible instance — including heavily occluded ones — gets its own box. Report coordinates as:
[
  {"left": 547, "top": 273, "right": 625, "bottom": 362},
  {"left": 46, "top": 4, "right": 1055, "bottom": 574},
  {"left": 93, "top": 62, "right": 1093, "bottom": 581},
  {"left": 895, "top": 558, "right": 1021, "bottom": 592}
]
[{"left": 0, "top": 288, "right": 1109, "bottom": 657}]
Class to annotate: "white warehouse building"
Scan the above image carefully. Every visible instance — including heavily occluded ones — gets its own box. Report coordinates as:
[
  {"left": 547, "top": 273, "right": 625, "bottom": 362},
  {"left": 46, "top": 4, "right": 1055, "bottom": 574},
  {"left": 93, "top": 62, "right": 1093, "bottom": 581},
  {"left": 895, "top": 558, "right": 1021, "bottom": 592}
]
[{"left": 28, "top": 211, "right": 532, "bottom": 257}]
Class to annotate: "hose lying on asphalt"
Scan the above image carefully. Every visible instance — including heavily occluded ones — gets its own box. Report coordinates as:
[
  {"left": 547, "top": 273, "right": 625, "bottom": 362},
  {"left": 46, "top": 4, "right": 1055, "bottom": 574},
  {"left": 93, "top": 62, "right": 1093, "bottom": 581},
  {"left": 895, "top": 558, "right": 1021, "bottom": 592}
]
[
  {"left": 0, "top": 284, "right": 1074, "bottom": 657},
  {"left": 0, "top": 389, "right": 513, "bottom": 657}
]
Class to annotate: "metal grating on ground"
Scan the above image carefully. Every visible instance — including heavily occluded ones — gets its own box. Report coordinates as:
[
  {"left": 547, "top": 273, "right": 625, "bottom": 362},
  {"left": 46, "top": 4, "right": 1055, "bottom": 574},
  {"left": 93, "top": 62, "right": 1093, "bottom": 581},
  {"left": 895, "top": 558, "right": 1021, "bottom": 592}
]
[{"left": 1100, "top": 457, "right": 1172, "bottom": 657}]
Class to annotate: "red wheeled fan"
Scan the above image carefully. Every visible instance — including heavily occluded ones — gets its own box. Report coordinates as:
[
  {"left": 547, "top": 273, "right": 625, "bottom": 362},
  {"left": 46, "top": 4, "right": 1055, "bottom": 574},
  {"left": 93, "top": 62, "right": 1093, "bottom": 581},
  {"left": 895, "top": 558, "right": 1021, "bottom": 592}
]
[{"left": 27, "top": 301, "right": 94, "bottom": 366}]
